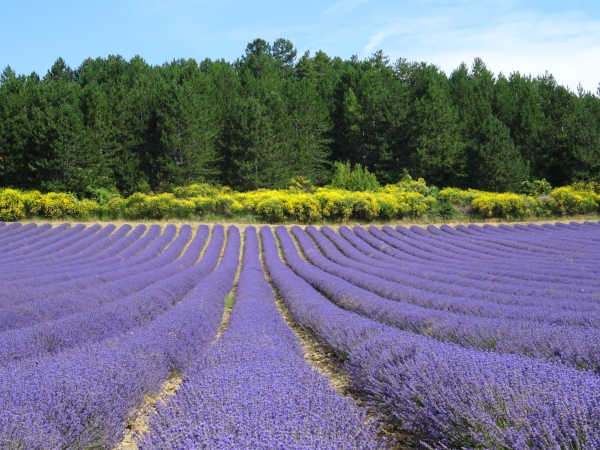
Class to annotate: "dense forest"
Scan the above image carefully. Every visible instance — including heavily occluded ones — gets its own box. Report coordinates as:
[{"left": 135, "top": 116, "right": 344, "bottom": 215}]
[{"left": 1, "top": 38, "right": 599, "bottom": 197}]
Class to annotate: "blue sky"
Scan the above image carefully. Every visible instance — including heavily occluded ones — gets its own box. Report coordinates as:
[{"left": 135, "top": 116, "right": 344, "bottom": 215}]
[{"left": 2, "top": 0, "right": 599, "bottom": 92}]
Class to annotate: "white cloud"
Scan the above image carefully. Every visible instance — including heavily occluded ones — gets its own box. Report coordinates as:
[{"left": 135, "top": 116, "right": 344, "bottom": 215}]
[
  {"left": 367, "top": 8, "right": 600, "bottom": 92},
  {"left": 363, "top": 17, "right": 447, "bottom": 54},
  {"left": 364, "top": 30, "right": 390, "bottom": 53}
]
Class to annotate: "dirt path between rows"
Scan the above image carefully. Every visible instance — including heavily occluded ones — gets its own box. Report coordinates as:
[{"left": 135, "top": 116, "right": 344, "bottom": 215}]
[{"left": 19, "top": 215, "right": 600, "bottom": 231}]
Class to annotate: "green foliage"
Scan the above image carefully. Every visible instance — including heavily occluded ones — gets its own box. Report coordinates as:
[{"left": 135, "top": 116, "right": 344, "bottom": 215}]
[
  {"left": 434, "top": 198, "right": 460, "bottom": 220},
  {"left": 519, "top": 179, "right": 553, "bottom": 197},
  {"left": 409, "top": 64, "right": 466, "bottom": 187},
  {"left": 87, "top": 187, "right": 119, "bottom": 205},
  {"left": 393, "top": 173, "right": 439, "bottom": 196},
  {"left": 288, "top": 175, "right": 316, "bottom": 193},
  {"left": 224, "top": 292, "right": 235, "bottom": 309},
  {"left": 76, "top": 199, "right": 100, "bottom": 219},
  {"left": 469, "top": 115, "right": 529, "bottom": 192},
  {"left": 329, "top": 161, "right": 380, "bottom": 191},
  {"left": 102, "top": 197, "right": 126, "bottom": 220},
  {"left": 570, "top": 180, "right": 600, "bottom": 194},
  {"left": 1, "top": 42, "right": 600, "bottom": 198}
]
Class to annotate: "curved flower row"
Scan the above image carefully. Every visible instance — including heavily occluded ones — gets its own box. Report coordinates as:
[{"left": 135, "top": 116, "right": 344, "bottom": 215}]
[
  {"left": 0, "top": 226, "right": 223, "bottom": 364},
  {"left": 277, "top": 226, "right": 600, "bottom": 371},
  {"left": 0, "top": 226, "right": 240, "bottom": 449},
  {"left": 0, "top": 226, "right": 208, "bottom": 333},
  {"left": 1, "top": 221, "right": 599, "bottom": 448},
  {"left": 260, "top": 225, "right": 600, "bottom": 449},
  {"left": 138, "top": 227, "right": 381, "bottom": 449},
  {"left": 307, "top": 226, "right": 600, "bottom": 319}
]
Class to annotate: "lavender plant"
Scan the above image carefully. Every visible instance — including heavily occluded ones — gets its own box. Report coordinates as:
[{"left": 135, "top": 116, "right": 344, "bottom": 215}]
[
  {"left": 260, "top": 226, "right": 600, "bottom": 449},
  {"left": 139, "top": 227, "right": 382, "bottom": 449}
]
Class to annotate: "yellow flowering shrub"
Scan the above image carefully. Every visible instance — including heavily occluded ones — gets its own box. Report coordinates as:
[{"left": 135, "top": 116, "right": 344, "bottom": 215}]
[
  {"left": 1, "top": 180, "right": 598, "bottom": 222},
  {"left": 255, "top": 197, "right": 286, "bottom": 222},
  {"left": 21, "top": 190, "right": 44, "bottom": 216},
  {"left": 233, "top": 190, "right": 271, "bottom": 213},
  {"left": 471, "top": 193, "right": 535, "bottom": 218},
  {"left": 570, "top": 180, "right": 600, "bottom": 194},
  {"left": 191, "top": 194, "right": 241, "bottom": 216},
  {"left": 171, "top": 199, "right": 195, "bottom": 219},
  {"left": 253, "top": 192, "right": 322, "bottom": 223},
  {"left": 391, "top": 176, "right": 439, "bottom": 196},
  {"left": 0, "top": 189, "right": 25, "bottom": 221},
  {"left": 213, "top": 195, "right": 243, "bottom": 216},
  {"left": 373, "top": 190, "right": 432, "bottom": 219},
  {"left": 124, "top": 193, "right": 196, "bottom": 219},
  {"left": 103, "top": 197, "right": 126, "bottom": 219},
  {"left": 173, "top": 183, "right": 223, "bottom": 199},
  {"left": 145, "top": 193, "right": 179, "bottom": 219},
  {"left": 351, "top": 192, "right": 381, "bottom": 220},
  {"left": 191, "top": 196, "right": 218, "bottom": 215},
  {"left": 41, "top": 192, "right": 80, "bottom": 218},
  {"left": 400, "top": 192, "right": 433, "bottom": 217},
  {"left": 375, "top": 193, "right": 401, "bottom": 219},
  {"left": 281, "top": 194, "right": 321, "bottom": 223},
  {"left": 549, "top": 187, "right": 599, "bottom": 215},
  {"left": 314, "top": 189, "right": 355, "bottom": 221}
]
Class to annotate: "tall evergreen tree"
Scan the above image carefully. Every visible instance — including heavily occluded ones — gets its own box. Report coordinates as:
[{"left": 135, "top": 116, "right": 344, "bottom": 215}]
[
  {"left": 403, "top": 62, "right": 466, "bottom": 186},
  {"left": 472, "top": 115, "right": 529, "bottom": 191},
  {"left": 2, "top": 40, "right": 600, "bottom": 194},
  {"left": 153, "top": 60, "right": 220, "bottom": 188}
]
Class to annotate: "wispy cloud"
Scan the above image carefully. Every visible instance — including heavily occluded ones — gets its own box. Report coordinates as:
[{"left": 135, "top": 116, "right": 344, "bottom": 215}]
[
  {"left": 363, "top": 7, "right": 600, "bottom": 92},
  {"left": 363, "top": 16, "right": 447, "bottom": 54},
  {"left": 324, "top": 0, "right": 369, "bottom": 16}
]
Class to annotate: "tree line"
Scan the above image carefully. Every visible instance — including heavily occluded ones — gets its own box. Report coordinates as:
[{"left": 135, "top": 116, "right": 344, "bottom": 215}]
[{"left": 1, "top": 38, "right": 599, "bottom": 197}]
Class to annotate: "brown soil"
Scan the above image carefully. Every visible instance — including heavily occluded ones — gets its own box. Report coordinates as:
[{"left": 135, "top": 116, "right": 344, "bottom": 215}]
[
  {"left": 20, "top": 214, "right": 600, "bottom": 231},
  {"left": 215, "top": 231, "right": 244, "bottom": 340},
  {"left": 259, "top": 230, "right": 418, "bottom": 449},
  {"left": 114, "top": 225, "right": 241, "bottom": 450},
  {"left": 114, "top": 374, "right": 183, "bottom": 450}
]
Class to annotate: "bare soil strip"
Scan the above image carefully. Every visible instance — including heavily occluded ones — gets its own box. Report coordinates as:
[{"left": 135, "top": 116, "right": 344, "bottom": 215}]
[
  {"left": 195, "top": 223, "right": 214, "bottom": 264},
  {"left": 214, "top": 224, "right": 229, "bottom": 267},
  {"left": 267, "top": 275, "right": 351, "bottom": 391},
  {"left": 115, "top": 373, "right": 183, "bottom": 450},
  {"left": 215, "top": 231, "right": 244, "bottom": 340},
  {"left": 114, "top": 225, "right": 230, "bottom": 450},
  {"left": 263, "top": 229, "right": 419, "bottom": 449},
  {"left": 176, "top": 223, "right": 198, "bottom": 259},
  {"left": 23, "top": 214, "right": 600, "bottom": 231}
]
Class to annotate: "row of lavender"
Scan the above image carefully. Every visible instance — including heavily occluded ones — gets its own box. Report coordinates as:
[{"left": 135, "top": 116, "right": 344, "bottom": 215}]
[
  {"left": 0, "top": 223, "right": 382, "bottom": 448},
  {"left": 260, "top": 221, "right": 600, "bottom": 448},
  {"left": 2, "top": 221, "right": 599, "bottom": 448},
  {"left": 0, "top": 222, "right": 237, "bottom": 447},
  {"left": 133, "top": 220, "right": 600, "bottom": 448},
  {"left": 138, "top": 227, "right": 381, "bottom": 449}
]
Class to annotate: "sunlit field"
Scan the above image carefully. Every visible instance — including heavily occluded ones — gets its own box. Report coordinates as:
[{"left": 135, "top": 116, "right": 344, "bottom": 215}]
[{"left": 1, "top": 221, "right": 599, "bottom": 448}]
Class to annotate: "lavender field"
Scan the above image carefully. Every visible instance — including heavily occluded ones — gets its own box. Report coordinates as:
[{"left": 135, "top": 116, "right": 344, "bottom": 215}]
[{"left": 1, "top": 220, "right": 599, "bottom": 449}]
